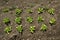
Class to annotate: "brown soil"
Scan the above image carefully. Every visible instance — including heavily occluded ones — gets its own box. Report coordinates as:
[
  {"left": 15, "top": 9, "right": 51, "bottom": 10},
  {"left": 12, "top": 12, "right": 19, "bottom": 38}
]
[{"left": 0, "top": 0, "right": 60, "bottom": 40}]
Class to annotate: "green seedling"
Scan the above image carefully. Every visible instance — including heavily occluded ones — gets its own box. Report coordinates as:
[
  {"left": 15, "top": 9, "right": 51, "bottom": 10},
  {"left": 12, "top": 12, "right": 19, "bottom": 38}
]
[
  {"left": 30, "top": 26, "right": 35, "bottom": 33},
  {"left": 4, "top": 26, "right": 12, "bottom": 34},
  {"left": 4, "top": 0, "right": 9, "bottom": 2},
  {"left": 40, "top": 24, "right": 47, "bottom": 31},
  {"left": 48, "top": 8, "right": 55, "bottom": 15},
  {"left": 38, "top": 7, "right": 44, "bottom": 13},
  {"left": 38, "top": 16, "right": 44, "bottom": 22},
  {"left": 49, "top": 18, "right": 56, "bottom": 25},
  {"left": 43, "top": 6, "right": 49, "bottom": 11},
  {"left": 9, "top": 6, "right": 17, "bottom": 10},
  {"left": 15, "top": 17, "right": 21, "bottom": 24},
  {"left": 27, "top": 9, "right": 33, "bottom": 13},
  {"left": 27, "top": 17, "right": 33, "bottom": 23},
  {"left": 15, "top": 8, "right": 22, "bottom": 16},
  {"left": 2, "top": 8, "right": 9, "bottom": 13},
  {"left": 16, "top": 25, "right": 23, "bottom": 33},
  {"left": 3, "top": 18, "right": 10, "bottom": 24}
]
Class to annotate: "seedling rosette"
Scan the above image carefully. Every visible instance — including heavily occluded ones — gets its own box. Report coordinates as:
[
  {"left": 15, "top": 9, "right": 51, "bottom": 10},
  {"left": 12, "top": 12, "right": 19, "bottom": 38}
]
[
  {"left": 9, "top": 5, "right": 17, "bottom": 10},
  {"left": 27, "top": 9, "right": 33, "bottom": 13},
  {"left": 49, "top": 18, "right": 56, "bottom": 25},
  {"left": 27, "top": 17, "right": 33, "bottom": 23},
  {"left": 15, "top": 17, "right": 21, "bottom": 24},
  {"left": 4, "top": 26, "right": 12, "bottom": 34},
  {"left": 40, "top": 24, "right": 47, "bottom": 31},
  {"left": 30, "top": 26, "right": 35, "bottom": 33},
  {"left": 38, "top": 7, "right": 44, "bottom": 13},
  {"left": 4, "top": 0, "right": 9, "bottom": 2},
  {"left": 38, "top": 16, "right": 44, "bottom": 22},
  {"left": 48, "top": 8, "right": 55, "bottom": 15},
  {"left": 2, "top": 8, "right": 9, "bottom": 13},
  {"left": 43, "top": 6, "right": 49, "bottom": 11},
  {"left": 15, "top": 8, "right": 22, "bottom": 16},
  {"left": 3, "top": 18, "right": 10, "bottom": 24},
  {"left": 16, "top": 25, "right": 23, "bottom": 33}
]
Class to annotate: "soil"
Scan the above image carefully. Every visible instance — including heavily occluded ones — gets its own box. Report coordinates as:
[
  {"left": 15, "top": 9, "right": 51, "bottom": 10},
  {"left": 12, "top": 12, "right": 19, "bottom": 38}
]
[{"left": 0, "top": 0, "right": 60, "bottom": 40}]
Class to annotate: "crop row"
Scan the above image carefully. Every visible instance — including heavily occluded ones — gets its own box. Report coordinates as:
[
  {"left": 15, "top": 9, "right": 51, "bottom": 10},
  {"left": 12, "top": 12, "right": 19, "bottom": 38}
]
[
  {"left": 2, "top": 7, "right": 56, "bottom": 34},
  {"left": 4, "top": 24, "right": 48, "bottom": 34},
  {"left": 3, "top": 16, "right": 56, "bottom": 25},
  {"left": 2, "top": 7, "right": 55, "bottom": 15}
]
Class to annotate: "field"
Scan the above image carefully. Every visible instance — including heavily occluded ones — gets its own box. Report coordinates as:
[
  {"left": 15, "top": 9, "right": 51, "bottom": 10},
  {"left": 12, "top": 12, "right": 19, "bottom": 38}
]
[{"left": 0, "top": 0, "right": 60, "bottom": 40}]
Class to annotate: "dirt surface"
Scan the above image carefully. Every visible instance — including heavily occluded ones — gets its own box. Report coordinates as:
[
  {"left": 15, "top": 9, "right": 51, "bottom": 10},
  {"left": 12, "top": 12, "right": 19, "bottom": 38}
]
[{"left": 0, "top": 0, "right": 60, "bottom": 40}]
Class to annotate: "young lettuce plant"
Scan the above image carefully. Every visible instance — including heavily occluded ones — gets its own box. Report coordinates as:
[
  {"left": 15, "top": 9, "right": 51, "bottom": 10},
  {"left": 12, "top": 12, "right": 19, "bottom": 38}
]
[
  {"left": 4, "top": 26, "right": 12, "bottom": 34},
  {"left": 3, "top": 18, "right": 10, "bottom": 24},
  {"left": 15, "top": 17, "right": 21, "bottom": 24},
  {"left": 49, "top": 18, "right": 56, "bottom": 25},
  {"left": 2, "top": 8, "right": 9, "bottom": 13},
  {"left": 15, "top": 8, "right": 22, "bottom": 16},
  {"left": 29, "top": 26, "right": 35, "bottom": 33},
  {"left": 40, "top": 24, "right": 47, "bottom": 31},
  {"left": 27, "top": 16, "right": 33, "bottom": 23},
  {"left": 38, "top": 16, "right": 44, "bottom": 22},
  {"left": 9, "top": 5, "right": 17, "bottom": 10},
  {"left": 48, "top": 8, "right": 55, "bottom": 15},
  {"left": 38, "top": 7, "right": 44, "bottom": 14},
  {"left": 4, "top": 0, "right": 9, "bottom": 2},
  {"left": 27, "top": 9, "right": 33, "bottom": 13},
  {"left": 43, "top": 6, "right": 49, "bottom": 11},
  {"left": 16, "top": 25, "right": 23, "bottom": 33}
]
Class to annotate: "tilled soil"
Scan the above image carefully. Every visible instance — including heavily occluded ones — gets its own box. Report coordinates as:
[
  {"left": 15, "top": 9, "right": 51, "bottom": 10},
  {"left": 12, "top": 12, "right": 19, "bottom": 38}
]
[{"left": 0, "top": 0, "right": 60, "bottom": 40}]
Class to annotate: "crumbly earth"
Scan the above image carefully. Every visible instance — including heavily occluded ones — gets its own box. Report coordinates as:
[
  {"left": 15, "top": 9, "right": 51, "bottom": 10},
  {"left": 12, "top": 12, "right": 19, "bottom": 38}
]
[{"left": 0, "top": 0, "right": 60, "bottom": 40}]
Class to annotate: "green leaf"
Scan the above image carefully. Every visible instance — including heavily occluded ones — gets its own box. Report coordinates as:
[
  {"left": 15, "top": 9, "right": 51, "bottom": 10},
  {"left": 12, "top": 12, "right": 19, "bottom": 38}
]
[
  {"left": 27, "top": 17, "right": 33, "bottom": 23},
  {"left": 38, "top": 16, "right": 44, "bottom": 22},
  {"left": 38, "top": 7, "right": 44, "bottom": 13},
  {"left": 16, "top": 25, "right": 23, "bottom": 33},
  {"left": 15, "top": 17, "right": 21, "bottom": 24},
  {"left": 48, "top": 8, "right": 55, "bottom": 15},
  {"left": 41, "top": 24, "right": 47, "bottom": 31},
  {"left": 30, "top": 26, "right": 35, "bottom": 33},
  {"left": 9, "top": 5, "right": 17, "bottom": 10},
  {"left": 3, "top": 18, "right": 10, "bottom": 24},
  {"left": 2, "top": 8, "right": 9, "bottom": 13},
  {"left": 27, "top": 9, "right": 33, "bottom": 13},
  {"left": 4, "top": 26, "right": 12, "bottom": 34},
  {"left": 15, "top": 8, "right": 22, "bottom": 15},
  {"left": 49, "top": 18, "right": 56, "bottom": 25}
]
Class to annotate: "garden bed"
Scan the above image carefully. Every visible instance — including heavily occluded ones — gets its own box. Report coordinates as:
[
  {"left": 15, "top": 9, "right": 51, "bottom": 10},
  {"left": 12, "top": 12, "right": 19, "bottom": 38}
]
[{"left": 0, "top": 0, "right": 60, "bottom": 40}]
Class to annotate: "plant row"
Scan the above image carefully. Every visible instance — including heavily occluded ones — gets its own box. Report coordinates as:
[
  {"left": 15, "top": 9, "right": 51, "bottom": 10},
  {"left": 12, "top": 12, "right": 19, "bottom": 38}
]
[
  {"left": 3, "top": 16, "right": 56, "bottom": 25},
  {"left": 2, "top": 7, "right": 55, "bottom": 15},
  {"left": 4, "top": 24, "right": 48, "bottom": 34}
]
